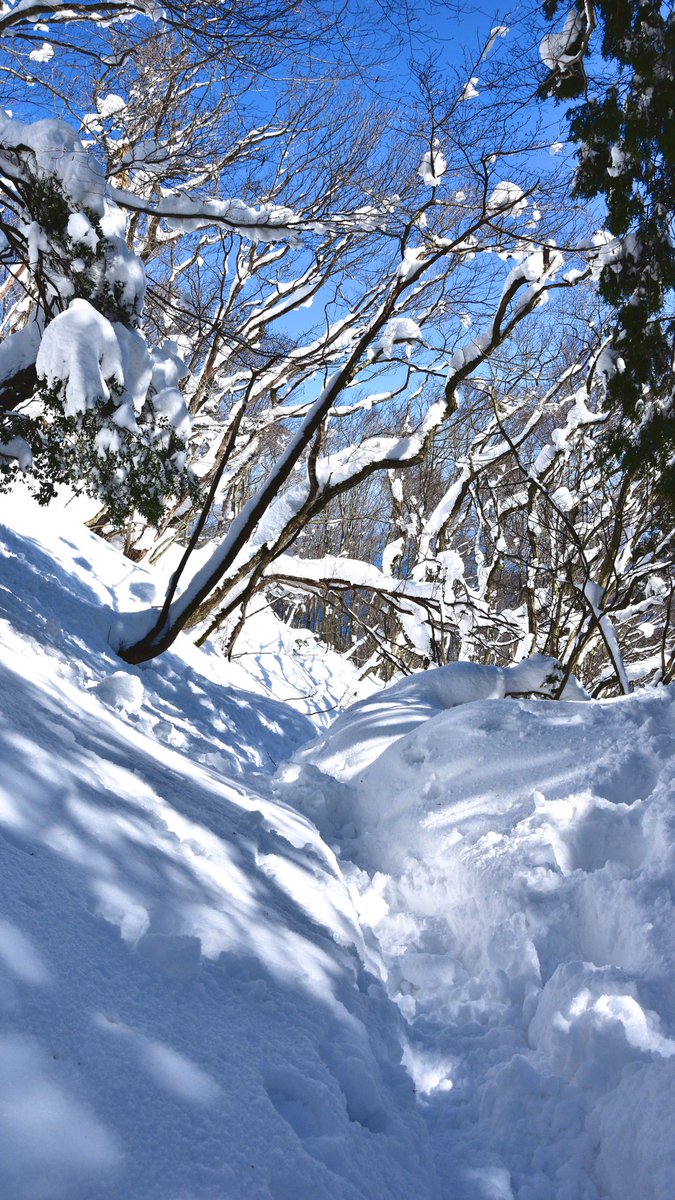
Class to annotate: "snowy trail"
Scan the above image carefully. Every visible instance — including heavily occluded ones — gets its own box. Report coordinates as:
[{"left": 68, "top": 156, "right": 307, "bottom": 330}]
[
  {"left": 286, "top": 678, "right": 675, "bottom": 1200},
  {"left": 1, "top": 491, "right": 674, "bottom": 1199}
]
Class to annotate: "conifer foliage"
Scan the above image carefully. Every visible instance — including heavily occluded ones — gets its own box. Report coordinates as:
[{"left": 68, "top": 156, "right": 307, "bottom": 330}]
[
  {"left": 540, "top": 0, "right": 675, "bottom": 505},
  {"left": 0, "top": 115, "right": 194, "bottom": 523}
]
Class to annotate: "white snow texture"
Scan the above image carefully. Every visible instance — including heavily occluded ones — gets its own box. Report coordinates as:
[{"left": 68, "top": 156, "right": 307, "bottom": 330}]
[{"left": 0, "top": 489, "right": 673, "bottom": 1200}]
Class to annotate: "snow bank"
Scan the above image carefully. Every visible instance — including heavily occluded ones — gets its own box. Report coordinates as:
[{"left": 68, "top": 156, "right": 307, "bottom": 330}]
[
  {"left": 292, "top": 655, "right": 565, "bottom": 783},
  {"left": 282, "top": 667, "right": 675, "bottom": 1199},
  {"left": 0, "top": 490, "right": 436, "bottom": 1200}
]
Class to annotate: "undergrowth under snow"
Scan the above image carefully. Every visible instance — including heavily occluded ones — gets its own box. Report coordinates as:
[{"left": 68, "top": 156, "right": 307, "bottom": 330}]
[{"left": 0, "top": 490, "right": 673, "bottom": 1200}]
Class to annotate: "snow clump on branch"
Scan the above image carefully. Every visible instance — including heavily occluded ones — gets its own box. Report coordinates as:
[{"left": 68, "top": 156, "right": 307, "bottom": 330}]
[
  {"left": 540, "top": 10, "right": 585, "bottom": 71},
  {"left": 418, "top": 145, "right": 447, "bottom": 188},
  {"left": 488, "top": 181, "right": 528, "bottom": 216}
]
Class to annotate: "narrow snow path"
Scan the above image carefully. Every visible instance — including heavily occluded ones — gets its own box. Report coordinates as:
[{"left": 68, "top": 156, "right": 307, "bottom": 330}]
[{"left": 281, "top": 679, "right": 675, "bottom": 1200}]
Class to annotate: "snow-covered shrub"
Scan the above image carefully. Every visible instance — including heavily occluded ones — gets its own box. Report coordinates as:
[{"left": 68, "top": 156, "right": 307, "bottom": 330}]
[{"left": 0, "top": 124, "right": 195, "bottom": 526}]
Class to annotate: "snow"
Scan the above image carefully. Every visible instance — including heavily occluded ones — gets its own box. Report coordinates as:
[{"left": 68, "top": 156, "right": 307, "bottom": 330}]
[
  {"left": 96, "top": 669, "right": 145, "bottom": 713},
  {"left": 584, "top": 580, "right": 630, "bottom": 696},
  {"left": 607, "top": 145, "right": 626, "bottom": 177},
  {"left": 0, "top": 435, "right": 32, "bottom": 470},
  {"left": 0, "top": 488, "right": 674, "bottom": 1199},
  {"left": 460, "top": 77, "right": 480, "bottom": 101},
  {"left": 34, "top": 298, "right": 190, "bottom": 451},
  {"left": 211, "top": 594, "right": 373, "bottom": 726},
  {"left": 418, "top": 146, "right": 447, "bottom": 187},
  {"left": 286, "top": 678, "right": 675, "bottom": 1199},
  {"left": 0, "top": 489, "right": 433, "bottom": 1199},
  {"left": 488, "top": 182, "right": 528, "bottom": 217},
  {"left": 150, "top": 386, "right": 191, "bottom": 441},
  {"left": 0, "top": 114, "right": 105, "bottom": 216},
  {"left": 28, "top": 41, "right": 54, "bottom": 62},
  {"left": 291, "top": 656, "right": 564, "bottom": 784},
  {"left": 36, "top": 298, "right": 124, "bottom": 416},
  {"left": 396, "top": 244, "right": 426, "bottom": 281},
  {"left": 484, "top": 25, "right": 509, "bottom": 55},
  {"left": 67, "top": 211, "right": 98, "bottom": 251},
  {"left": 382, "top": 536, "right": 404, "bottom": 576},
  {"left": 96, "top": 93, "right": 127, "bottom": 118},
  {"left": 114, "top": 187, "right": 300, "bottom": 244},
  {"left": 540, "top": 11, "right": 585, "bottom": 71},
  {"left": 103, "top": 232, "right": 147, "bottom": 312},
  {"left": 371, "top": 317, "right": 423, "bottom": 359},
  {"left": 0, "top": 320, "right": 41, "bottom": 386},
  {"left": 550, "top": 485, "right": 575, "bottom": 512}
]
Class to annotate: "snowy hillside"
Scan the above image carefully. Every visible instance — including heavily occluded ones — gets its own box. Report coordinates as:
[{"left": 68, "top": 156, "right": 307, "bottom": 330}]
[{"left": 1, "top": 493, "right": 674, "bottom": 1200}]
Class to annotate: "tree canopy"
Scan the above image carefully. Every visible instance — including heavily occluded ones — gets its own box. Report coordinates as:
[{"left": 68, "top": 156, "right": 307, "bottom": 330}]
[
  {"left": 0, "top": 0, "right": 672, "bottom": 689},
  {"left": 540, "top": 0, "right": 675, "bottom": 505}
]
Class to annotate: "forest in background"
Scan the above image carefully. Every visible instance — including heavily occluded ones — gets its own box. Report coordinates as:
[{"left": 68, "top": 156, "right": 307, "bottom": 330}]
[{"left": 0, "top": 0, "right": 672, "bottom": 694}]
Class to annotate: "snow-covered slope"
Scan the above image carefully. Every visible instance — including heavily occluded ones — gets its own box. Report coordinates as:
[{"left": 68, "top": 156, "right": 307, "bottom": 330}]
[
  {"left": 0, "top": 493, "right": 435, "bottom": 1200},
  {"left": 285, "top": 671, "right": 675, "bottom": 1200},
  {"left": 1, "top": 490, "right": 674, "bottom": 1200}
]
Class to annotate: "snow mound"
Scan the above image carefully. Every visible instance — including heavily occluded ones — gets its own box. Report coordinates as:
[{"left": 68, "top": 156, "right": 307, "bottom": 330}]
[
  {"left": 96, "top": 670, "right": 144, "bottom": 713},
  {"left": 293, "top": 655, "right": 565, "bottom": 783},
  {"left": 281, "top": 677, "right": 675, "bottom": 1200}
]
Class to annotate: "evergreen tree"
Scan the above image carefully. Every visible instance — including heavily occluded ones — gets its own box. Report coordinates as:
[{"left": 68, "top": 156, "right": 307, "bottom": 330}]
[
  {"left": 540, "top": 0, "right": 675, "bottom": 506},
  {"left": 0, "top": 117, "right": 195, "bottom": 525}
]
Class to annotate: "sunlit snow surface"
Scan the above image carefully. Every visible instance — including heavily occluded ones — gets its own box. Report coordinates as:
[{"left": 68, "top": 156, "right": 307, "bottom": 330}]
[
  {"left": 0, "top": 491, "right": 432, "bottom": 1200},
  {"left": 0, "top": 490, "right": 674, "bottom": 1199},
  {"left": 288, "top": 664, "right": 675, "bottom": 1199}
]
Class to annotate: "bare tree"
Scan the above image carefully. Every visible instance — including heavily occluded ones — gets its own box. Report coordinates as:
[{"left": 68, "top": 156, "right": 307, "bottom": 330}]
[
  {"left": 259, "top": 313, "right": 673, "bottom": 694},
  {"left": 4, "top": 0, "right": 660, "bottom": 683}
]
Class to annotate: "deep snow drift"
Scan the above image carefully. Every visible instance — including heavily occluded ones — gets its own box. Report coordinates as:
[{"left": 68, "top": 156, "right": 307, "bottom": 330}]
[
  {"left": 285, "top": 668, "right": 675, "bottom": 1200},
  {"left": 0, "top": 490, "right": 674, "bottom": 1200}
]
